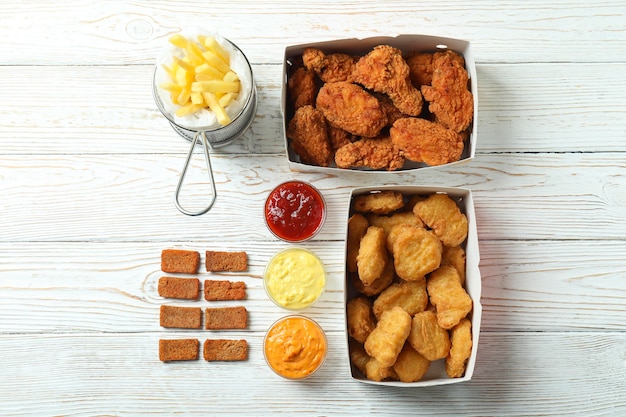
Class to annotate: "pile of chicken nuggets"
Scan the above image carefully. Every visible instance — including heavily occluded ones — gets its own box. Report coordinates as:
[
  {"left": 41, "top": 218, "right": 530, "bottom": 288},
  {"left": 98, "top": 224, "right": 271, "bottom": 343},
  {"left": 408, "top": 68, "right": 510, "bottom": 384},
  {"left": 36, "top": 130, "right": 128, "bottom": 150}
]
[
  {"left": 286, "top": 44, "right": 473, "bottom": 170},
  {"left": 346, "top": 190, "right": 473, "bottom": 382}
]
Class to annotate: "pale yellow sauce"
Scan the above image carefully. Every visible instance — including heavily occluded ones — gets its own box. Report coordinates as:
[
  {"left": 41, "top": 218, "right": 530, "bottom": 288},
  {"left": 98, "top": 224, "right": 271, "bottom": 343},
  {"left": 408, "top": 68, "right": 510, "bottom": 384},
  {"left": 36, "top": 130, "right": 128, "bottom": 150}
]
[
  {"left": 264, "top": 248, "right": 325, "bottom": 310},
  {"left": 264, "top": 316, "right": 327, "bottom": 379}
]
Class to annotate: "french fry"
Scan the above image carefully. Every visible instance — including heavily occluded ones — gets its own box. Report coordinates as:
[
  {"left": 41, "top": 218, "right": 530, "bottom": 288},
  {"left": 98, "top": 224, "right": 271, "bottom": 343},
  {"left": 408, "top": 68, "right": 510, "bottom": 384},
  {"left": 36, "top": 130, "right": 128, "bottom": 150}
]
[
  {"left": 191, "top": 80, "right": 240, "bottom": 94},
  {"left": 202, "top": 92, "right": 231, "bottom": 125},
  {"left": 161, "top": 33, "right": 241, "bottom": 120}
]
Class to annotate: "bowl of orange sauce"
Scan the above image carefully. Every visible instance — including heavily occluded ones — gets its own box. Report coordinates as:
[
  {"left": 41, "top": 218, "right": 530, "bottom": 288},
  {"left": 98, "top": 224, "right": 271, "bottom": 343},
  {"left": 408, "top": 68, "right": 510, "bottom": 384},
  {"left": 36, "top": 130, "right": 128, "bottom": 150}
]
[{"left": 263, "top": 315, "right": 327, "bottom": 380}]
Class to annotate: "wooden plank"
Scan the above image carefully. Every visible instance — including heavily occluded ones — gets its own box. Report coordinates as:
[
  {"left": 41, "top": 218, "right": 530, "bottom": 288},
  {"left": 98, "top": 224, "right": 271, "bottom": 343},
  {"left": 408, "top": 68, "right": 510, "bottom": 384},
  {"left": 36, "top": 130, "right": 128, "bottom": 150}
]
[
  {"left": 0, "top": 63, "right": 625, "bottom": 154},
  {"left": 1, "top": 153, "right": 626, "bottom": 241},
  {"left": 1, "top": 1, "right": 625, "bottom": 64},
  {"left": 0, "top": 332, "right": 623, "bottom": 416},
  {"left": 1, "top": 241, "right": 625, "bottom": 333}
]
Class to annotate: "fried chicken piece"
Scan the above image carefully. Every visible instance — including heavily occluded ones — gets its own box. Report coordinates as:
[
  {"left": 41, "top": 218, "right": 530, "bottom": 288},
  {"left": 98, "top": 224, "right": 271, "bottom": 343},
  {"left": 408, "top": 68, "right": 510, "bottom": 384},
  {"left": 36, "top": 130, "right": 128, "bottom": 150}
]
[
  {"left": 387, "top": 224, "right": 442, "bottom": 281},
  {"left": 287, "top": 67, "right": 318, "bottom": 110},
  {"left": 302, "top": 47, "right": 356, "bottom": 83},
  {"left": 421, "top": 51, "right": 473, "bottom": 132},
  {"left": 316, "top": 81, "right": 387, "bottom": 137},
  {"left": 327, "top": 124, "right": 357, "bottom": 150},
  {"left": 356, "top": 226, "right": 388, "bottom": 286},
  {"left": 286, "top": 105, "right": 332, "bottom": 167},
  {"left": 353, "top": 45, "right": 423, "bottom": 116},
  {"left": 347, "top": 296, "right": 377, "bottom": 343},
  {"left": 393, "top": 343, "right": 431, "bottom": 383},
  {"left": 334, "top": 135, "right": 405, "bottom": 171},
  {"left": 408, "top": 310, "right": 451, "bottom": 361},
  {"left": 347, "top": 213, "right": 369, "bottom": 273},
  {"left": 414, "top": 193, "right": 468, "bottom": 247},
  {"left": 427, "top": 265, "right": 472, "bottom": 330},
  {"left": 372, "top": 279, "right": 428, "bottom": 319},
  {"left": 390, "top": 117, "right": 464, "bottom": 166},
  {"left": 446, "top": 318, "right": 472, "bottom": 378},
  {"left": 406, "top": 50, "right": 465, "bottom": 87},
  {"left": 364, "top": 306, "right": 412, "bottom": 367},
  {"left": 374, "top": 93, "right": 406, "bottom": 126},
  {"left": 353, "top": 190, "right": 404, "bottom": 215}
]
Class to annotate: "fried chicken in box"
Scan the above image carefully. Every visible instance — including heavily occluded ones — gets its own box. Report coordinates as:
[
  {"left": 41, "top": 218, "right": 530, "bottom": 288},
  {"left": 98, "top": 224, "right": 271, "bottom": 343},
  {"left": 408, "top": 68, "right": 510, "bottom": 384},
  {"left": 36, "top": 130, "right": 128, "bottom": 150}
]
[
  {"left": 302, "top": 47, "right": 357, "bottom": 83},
  {"left": 353, "top": 45, "right": 423, "bottom": 117},
  {"left": 286, "top": 105, "right": 332, "bottom": 167},
  {"left": 421, "top": 51, "right": 474, "bottom": 133}
]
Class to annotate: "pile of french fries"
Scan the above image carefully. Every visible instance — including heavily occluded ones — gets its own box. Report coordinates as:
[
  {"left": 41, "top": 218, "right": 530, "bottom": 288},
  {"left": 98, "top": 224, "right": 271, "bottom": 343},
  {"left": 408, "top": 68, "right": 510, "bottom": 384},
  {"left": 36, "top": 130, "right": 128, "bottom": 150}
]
[{"left": 159, "top": 34, "right": 241, "bottom": 125}]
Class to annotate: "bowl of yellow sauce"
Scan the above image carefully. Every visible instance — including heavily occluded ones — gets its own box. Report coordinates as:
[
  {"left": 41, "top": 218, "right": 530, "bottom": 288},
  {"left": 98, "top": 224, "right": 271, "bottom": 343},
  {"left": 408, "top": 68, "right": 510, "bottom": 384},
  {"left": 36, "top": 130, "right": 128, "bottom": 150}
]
[
  {"left": 264, "top": 247, "right": 326, "bottom": 310},
  {"left": 264, "top": 315, "right": 327, "bottom": 380}
]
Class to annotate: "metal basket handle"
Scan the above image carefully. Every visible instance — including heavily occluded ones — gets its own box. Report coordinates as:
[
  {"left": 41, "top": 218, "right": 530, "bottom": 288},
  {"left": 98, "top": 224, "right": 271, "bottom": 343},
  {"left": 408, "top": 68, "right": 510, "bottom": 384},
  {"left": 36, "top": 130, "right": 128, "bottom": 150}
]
[{"left": 174, "top": 130, "right": 217, "bottom": 216}]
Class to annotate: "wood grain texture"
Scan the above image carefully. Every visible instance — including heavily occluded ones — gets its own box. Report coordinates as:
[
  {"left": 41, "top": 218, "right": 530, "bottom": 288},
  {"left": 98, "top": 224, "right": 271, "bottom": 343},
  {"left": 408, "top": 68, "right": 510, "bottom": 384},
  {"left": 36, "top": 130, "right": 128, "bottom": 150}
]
[{"left": 2, "top": 0, "right": 626, "bottom": 415}]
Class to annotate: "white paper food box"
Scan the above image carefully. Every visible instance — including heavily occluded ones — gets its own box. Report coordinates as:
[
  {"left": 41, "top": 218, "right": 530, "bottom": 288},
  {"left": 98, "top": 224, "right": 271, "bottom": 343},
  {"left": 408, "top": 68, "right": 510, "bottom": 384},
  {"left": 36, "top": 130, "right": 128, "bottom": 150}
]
[
  {"left": 343, "top": 185, "right": 482, "bottom": 386},
  {"left": 282, "top": 35, "right": 478, "bottom": 173}
]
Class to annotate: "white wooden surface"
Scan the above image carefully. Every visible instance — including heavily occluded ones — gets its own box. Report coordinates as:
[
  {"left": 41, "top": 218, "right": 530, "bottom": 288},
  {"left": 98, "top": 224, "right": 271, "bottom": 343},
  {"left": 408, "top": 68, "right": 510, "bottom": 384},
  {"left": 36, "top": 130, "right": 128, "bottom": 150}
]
[{"left": 1, "top": 1, "right": 626, "bottom": 416}]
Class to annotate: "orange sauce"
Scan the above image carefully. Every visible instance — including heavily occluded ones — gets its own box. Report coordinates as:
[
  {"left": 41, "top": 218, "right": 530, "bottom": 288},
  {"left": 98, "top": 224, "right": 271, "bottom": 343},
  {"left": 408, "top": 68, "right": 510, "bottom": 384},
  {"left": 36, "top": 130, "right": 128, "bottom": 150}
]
[{"left": 264, "top": 316, "right": 327, "bottom": 379}]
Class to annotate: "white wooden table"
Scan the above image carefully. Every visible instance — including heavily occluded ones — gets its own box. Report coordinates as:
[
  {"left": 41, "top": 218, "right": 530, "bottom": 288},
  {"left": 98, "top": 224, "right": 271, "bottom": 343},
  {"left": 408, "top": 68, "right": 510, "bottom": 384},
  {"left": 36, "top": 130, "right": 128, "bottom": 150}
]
[{"left": 2, "top": 1, "right": 626, "bottom": 415}]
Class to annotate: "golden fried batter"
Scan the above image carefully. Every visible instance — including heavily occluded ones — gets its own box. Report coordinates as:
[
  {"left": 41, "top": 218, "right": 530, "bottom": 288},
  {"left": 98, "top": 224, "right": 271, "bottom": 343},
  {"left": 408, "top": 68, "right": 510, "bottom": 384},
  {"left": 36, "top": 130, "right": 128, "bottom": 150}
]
[
  {"left": 364, "top": 306, "right": 412, "bottom": 367},
  {"left": 350, "top": 260, "right": 394, "bottom": 297},
  {"left": 390, "top": 117, "right": 464, "bottom": 166},
  {"left": 335, "top": 136, "right": 405, "bottom": 171},
  {"left": 302, "top": 47, "right": 356, "bottom": 83},
  {"left": 414, "top": 193, "right": 468, "bottom": 247},
  {"left": 408, "top": 310, "right": 451, "bottom": 361},
  {"left": 353, "top": 45, "right": 423, "bottom": 116},
  {"left": 347, "top": 296, "right": 377, "bottom": 343},
  {"left": 287, "top": 66, "right": 318, "bottom": 109},
  {"left": 421, "top": 51, "right": 473, "bottom": 132},
  {"left": 367, "top": 211, "right": 424, "bottom": 236},
  {"left": 316, "top": 81, "right": 387, "bottom": 137},
  {"left": 393, "top": 343, "right": 431, "bottom": 383},
  {"left": 365, "top": 357, "right": 398, "bottom": 382},
  {"left": 286, "top": 105, "right": 332, "bottom": 167},
  {"left": 356, "top": 226, "right": 388, "bottom": 286},
  {"left": 372, "top": 280, "right": 428, "bottom": 320},
  {"left": 446, "top": 318, "right": 472, "bottom": 378},
  {"left": 347, "top": 213, "right": 369, "bottom": 273},
  {"left": 349, "top": 339, "right": 371, "bottom": 375},
  {"left": 427, "top": 265, "right": 472, "bottom": 330},
  {"left": 388, "top": 224, "right": 442, "bottom": 281},
  {"left": 441, "top": 245, "right": 466, "bottom": 285},
  {"left": 353, "top": 190, "right": 404, "bottom": 215},
  {"left": 406, "top": 50, "right": 465, "bottom": 87}
]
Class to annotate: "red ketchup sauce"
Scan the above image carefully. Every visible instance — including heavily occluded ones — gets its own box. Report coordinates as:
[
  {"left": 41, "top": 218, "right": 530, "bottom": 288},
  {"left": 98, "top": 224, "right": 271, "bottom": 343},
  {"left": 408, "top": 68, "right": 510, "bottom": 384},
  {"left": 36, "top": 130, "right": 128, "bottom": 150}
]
[{"left": 264, "top": 181, "right": 326, "bottom": 242}]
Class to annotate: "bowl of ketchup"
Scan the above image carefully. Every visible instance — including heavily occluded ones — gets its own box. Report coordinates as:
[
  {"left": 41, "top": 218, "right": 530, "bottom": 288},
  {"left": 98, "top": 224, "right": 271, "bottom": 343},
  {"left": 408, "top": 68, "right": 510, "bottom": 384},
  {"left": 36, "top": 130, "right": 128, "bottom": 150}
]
[{"left": 264, "top": 180, "right": 326, "bottom": 242}]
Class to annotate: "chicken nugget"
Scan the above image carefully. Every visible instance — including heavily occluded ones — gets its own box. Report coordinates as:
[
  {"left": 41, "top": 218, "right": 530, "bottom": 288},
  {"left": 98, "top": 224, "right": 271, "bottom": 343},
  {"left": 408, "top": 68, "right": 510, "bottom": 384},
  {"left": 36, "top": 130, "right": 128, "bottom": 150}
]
[
  {"left": 446, "top": 318, "right": 472, "bottom": 378},
  {"left": 421, "top": 51, "right": 473, "bottom": 133},
  {"left": 347, "top": 213, "right": 369, "bottom": 273},
  {"left": 353, "top": 190, "right": 404, "bottom": 215},
  {"left": 356, "top": 226, "right": 388, "bottom": 286},
  {"left": 388, "top": 224, "right": 442, "bottom": 281},
  {"left": 372, "top": 280, "right": 428, "bottom": 320},
  {"left": 287, "top": 66, "right": 318, "bottom": 110},
  {"left": 302, "top": 48, "right": 356, "bottom": 83},
  {"left": 364, "top": 306, "right": 412, "bottom": 367},
  {"left": 408, "top": 310, "right": 451, "bottom": 361},
  {"left": 347, "top": 296, "right": 377, "bottom": 343},
  {"left": 427, "top": 265, "right": 472, "bottom": 330},
  {"left": 441, "top": 245, "right": 466, "bottom": 285},
  {"left": 365, "top": 357, "right": 399, "bottom": 382},
  {"left": 390, "top": 117, "right": 464, "bottom": 166},
  {"left": 393, "top": 343, "right": 431, "bottom": 383},
  {"left": 335, "top": 136, "right": 405, "bottom": 171},
  {"left": 367, "top": 211, "right": 424, "bottom": 236},
  {"left": 286, "top": 105, "right": 332, "bottom": 167},
  {"left": 316, "top": 81, "right": 387, "bottom": 138},
  {"left": 349, "top": 339, "right": 371, "bottom": 375},
  {"left": 350, "top": 259, "right": 394, "bottom": 296},
  {"left": 414, "top": 193, "right": 468, "bottom": 247}
]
